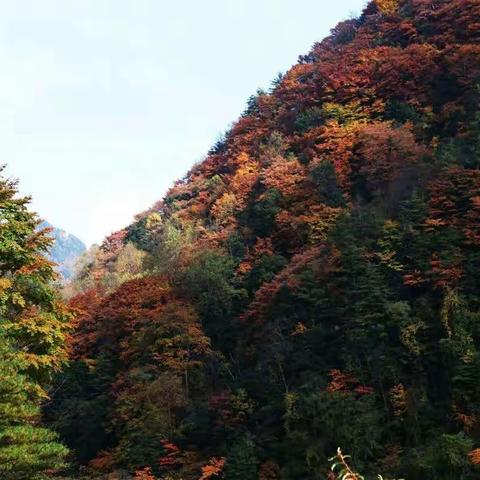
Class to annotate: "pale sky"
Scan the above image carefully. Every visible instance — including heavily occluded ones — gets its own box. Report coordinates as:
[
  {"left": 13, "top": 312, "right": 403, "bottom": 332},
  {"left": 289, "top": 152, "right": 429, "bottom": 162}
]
[{"left": 3, "top": 0, "right": 366, "bottom": 246}]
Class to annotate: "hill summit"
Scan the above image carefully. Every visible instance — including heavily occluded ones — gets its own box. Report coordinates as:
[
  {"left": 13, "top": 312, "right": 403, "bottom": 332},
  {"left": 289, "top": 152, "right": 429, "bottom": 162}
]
[{"left": 41, "top": 221, "right": 86, "bottom": 280}]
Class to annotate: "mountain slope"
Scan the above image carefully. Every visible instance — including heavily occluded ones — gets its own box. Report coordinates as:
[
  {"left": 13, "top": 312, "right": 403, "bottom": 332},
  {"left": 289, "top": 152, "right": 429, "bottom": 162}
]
[
  {"left": 49, "top": 1, "right": 480, "bottom": 478},
  {"left": 41, "top": 221, "right": 86, "bottom": 280}
]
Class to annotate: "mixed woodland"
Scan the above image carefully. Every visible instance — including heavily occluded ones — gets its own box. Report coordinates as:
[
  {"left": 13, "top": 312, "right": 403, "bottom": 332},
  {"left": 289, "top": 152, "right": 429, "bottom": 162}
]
[{"left": 1, "top": 0, "right": 480, "bottom": 478}]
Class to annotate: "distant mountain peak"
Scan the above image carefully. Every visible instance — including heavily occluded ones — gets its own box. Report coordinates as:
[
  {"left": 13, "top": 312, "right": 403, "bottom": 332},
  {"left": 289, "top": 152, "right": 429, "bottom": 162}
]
[{"left": 40, "top": 221, "right": 86, "bottom": 280}]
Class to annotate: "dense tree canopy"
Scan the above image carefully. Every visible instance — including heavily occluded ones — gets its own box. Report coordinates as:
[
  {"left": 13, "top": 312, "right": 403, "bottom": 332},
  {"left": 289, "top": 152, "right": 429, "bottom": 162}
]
[{"left": 43, "top": 0, "right": 480, "bottom": 479}]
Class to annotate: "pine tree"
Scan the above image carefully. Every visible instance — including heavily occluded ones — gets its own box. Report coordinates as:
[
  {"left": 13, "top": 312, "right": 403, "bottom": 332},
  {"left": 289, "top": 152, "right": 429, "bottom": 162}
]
[
  {"left": 224, "top": 436, "right": 258, "bottom": 480},
  {"left": 0, "top": 336, "right": 68, "bottom": 479},
  {"left": 0, "top": 166, "right": 69, "bottom": 477}
]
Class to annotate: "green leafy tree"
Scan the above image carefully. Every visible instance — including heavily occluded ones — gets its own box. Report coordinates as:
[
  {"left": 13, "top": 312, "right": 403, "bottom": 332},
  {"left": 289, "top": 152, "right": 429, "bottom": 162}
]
[{"left": 0, "top": 167, "right": 70, "bottom": 380}]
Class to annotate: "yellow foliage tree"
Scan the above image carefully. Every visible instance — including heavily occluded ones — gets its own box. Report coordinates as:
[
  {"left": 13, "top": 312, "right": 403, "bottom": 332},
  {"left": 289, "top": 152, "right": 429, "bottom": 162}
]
[{"left": 376, "top": 0, "right": 398, "bottom": 14}]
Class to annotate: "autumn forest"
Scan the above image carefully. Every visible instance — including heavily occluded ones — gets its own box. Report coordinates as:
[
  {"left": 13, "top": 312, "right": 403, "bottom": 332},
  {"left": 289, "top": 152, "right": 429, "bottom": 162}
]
[{"left": 1, "top": 0, "right": 480, "bottom": 478}]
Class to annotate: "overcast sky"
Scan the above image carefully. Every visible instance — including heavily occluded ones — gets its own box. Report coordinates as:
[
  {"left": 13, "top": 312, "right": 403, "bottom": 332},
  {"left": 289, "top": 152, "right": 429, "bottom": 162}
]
[{"left": 3, "top": 0, "right": 366, "bottom": 246}]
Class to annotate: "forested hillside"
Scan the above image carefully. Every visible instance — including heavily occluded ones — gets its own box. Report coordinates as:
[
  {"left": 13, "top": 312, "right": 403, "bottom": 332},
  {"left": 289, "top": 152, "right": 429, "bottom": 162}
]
[{"left": 23, "top": 0, "right": 480, "bottom": 478}]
